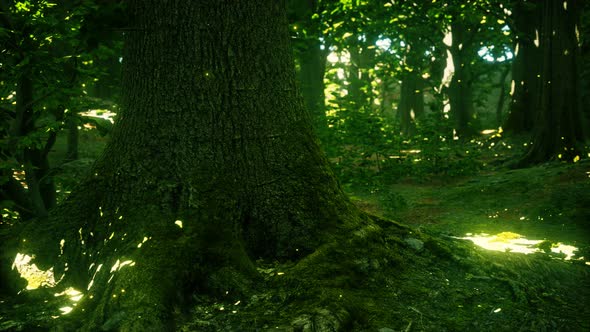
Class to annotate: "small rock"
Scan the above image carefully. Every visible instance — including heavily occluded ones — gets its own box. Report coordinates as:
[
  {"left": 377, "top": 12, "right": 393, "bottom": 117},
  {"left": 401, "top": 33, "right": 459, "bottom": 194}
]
[
  {"left": 378, "top": 328, "right": 395, "bottom": 332},
  {"left": 405, "top": 238, "right": 424, "bottom": 251}
]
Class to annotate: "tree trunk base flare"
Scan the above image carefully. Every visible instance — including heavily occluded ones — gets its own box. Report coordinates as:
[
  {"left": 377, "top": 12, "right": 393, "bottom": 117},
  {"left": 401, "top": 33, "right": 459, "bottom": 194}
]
[{"left": 4, "top": 213, "right": 589, "bottom": 331}]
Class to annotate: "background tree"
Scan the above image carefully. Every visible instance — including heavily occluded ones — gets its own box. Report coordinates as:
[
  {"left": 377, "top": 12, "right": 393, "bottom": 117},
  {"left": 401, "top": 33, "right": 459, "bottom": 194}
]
[
  {"left": 517, "top": 0, "right": 587, "bottom": 165},
  {"left": 310, "top": 0, "right": 514, "bottom": 182},
  {"left": 382, "top": 1, "right": 444, "bottom": 136},
  {"left": 0, "top": 0, "right": 122, "bottom": 220},
  {"left": 288, "top": 0, "right": 329, "bottom": 135},
  {"left": 579, "top": 1, "right": 590, "bottom": 133},
  {"left": 439, "top": 0, "right": 511, "bottom": 138}
]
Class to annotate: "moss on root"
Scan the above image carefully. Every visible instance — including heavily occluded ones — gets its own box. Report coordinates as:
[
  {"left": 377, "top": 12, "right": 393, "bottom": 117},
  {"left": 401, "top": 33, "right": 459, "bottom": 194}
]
[
  {"left": 174, "top": 215, "right": 589, "bottom": 331},
  {"left": 2, "top": 206, "right": 589, "bottom": 331}
]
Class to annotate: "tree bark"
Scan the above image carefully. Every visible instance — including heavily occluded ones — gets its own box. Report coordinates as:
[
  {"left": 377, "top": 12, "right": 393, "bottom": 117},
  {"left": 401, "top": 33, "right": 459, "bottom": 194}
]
[
  {"left": 65, "top": 115, "right": 79, "bottom": 162},
  {"left": 291, "top": 0, "right": 329, "bottom": 134},
  {"left": 446, "top": 21, "right": 476, "bottom": 137},
  {"left": 504, "top": 1, "right": 543, "bottom": 133},
  {"left": 580, "top": 2, "right": 590, "bottom": 131},
  {"left": 16, "top": 1, "right": 360, "bottom": 330},
  {"left": 495, "top": 65, "right": 511, "bottom": 126},
  {"left": 519, "top": 0, "right": 586, "bottom": 165},
  {"left": 13, "top": 69, "right": 56, "bottom": 217},
  {"left": 398, "top": 72, "right": 424, "bottom": 136},
  {"left": 299, "top": 39, "right": 328, "bottom": 133}
]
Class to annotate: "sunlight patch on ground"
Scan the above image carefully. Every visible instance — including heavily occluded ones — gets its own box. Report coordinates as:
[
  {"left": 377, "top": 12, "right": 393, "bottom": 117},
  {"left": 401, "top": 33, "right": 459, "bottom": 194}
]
[
  {"left": 12, "top": 253, "right": 84, "bottom": 316},
  {"left": 458, "top": 232, "right": 582, "bottom": 261},
  {"left": 12, "top": 253, "right": 58, "bottom": 289}
]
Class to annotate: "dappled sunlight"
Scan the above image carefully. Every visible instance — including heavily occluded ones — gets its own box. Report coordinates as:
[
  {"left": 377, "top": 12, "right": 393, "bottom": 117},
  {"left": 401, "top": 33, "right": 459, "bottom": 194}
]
[
  {"left": 376, "top": 38, "right": 392, "bottom": 52},
  {"left": 12, "top": 253, "right": 84, "bottom": 317},
  {"left": 110, "top": 259, "right": 135, "bottom": 273},
  {"left": 54, "top": 288, "right": 84, "bottom": 317},
  {"left": 12, "top": 170, "right": 27, "bottom": 189},
  {"left": 107, "top": 259, "right": 136, "bottom": 284},
  {"left": 87, "top": 263, "right": 103, "bottom": 291},
  {"left": 459, "top": 231, "right": 584, "bottom": 262},
  {"left": 12, "top": 253, "right": 58, "bottom": 290},
  {"left": 1, "top": 209, "right": 19, "bottom": 223},
  {"left": 79, "top": 109, "right": 117, "bottom": 124},
  {"left": 11, "top": 241, "right": 137, "bottom": 318},
  {"left": 478, "top": 45, "right": 513, "bottom": 62},
  {"left": 137, "top": 236, "right": 151, "bottom": 248},
  {"left": 480, "top": 128, "right": 499, "bottom": 135},
  {"left": 327, "top": 50, "right": 350, "bottom": 64}
]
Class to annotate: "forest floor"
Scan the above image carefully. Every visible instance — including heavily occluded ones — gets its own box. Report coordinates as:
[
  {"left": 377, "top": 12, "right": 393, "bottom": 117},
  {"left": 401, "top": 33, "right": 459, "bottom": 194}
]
[
  {"left": 1, "top": 131, "right": 589, "bottom": 331},
  {"left": 175, "top": 157, "right": 590, "bottom": 331},
  {"left": 348, "top": 159, "right": 590, "bottom": 260}
]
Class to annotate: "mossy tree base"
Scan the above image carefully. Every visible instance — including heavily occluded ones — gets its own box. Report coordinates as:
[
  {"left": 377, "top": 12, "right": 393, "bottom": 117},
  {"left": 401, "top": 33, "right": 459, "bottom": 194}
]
[
  {"left": 2, "top": 213, "right": 589, "bottom": 331},
  {"left": 177, "top": 219, "right": 590, "bottom": 331}
]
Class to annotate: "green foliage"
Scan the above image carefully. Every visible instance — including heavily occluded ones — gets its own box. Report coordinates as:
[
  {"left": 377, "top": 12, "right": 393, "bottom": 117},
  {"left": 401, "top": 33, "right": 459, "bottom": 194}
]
[
  {"left": 0, "top": 0, "right": 122, "bottom": 221},
  {"left": 306, "top": 0, "right": 514, "bottom": 189},
  {"left": 327, "top": 105, "right": 484, "bottom": 188}
]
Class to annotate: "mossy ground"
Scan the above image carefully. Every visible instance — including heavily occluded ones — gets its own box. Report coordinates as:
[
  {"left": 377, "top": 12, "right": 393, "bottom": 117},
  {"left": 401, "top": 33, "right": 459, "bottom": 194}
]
[
  {"left": 348, "top": 157, "right": 590, "bottom": 259},
  {"left": 1, "top": 131, "right": 589, "bottom": 331},
  {"left": 174, "top": 155, "right": 589, "bottom": 331}
]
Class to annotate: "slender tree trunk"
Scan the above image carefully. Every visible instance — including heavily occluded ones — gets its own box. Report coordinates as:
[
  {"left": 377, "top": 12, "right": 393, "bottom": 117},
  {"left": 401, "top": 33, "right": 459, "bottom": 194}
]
[
  {"left": 379, "top": 77, "right": 396, "bottom": 119},
  {"left": 90, "top": 55, "right": 122, "bottom": 100},
  {"left": 13, "top": 72, "right": 56, "bottom": 217},
  {"left": 346, "top": 37, "right": 377, "bottom": 110},
  {"left": 17, "top": 1, "right": 360, "bottom": 330},
  {"left": 65, "top": 115, "right": 79, "bottom": 162},
  {"left": 347, "top": 44, "right": 366, "bottom": 108},
  {"left": 495, "top": 65, "right": 511, "bottom": 126},
  {"left": 398, "top": 73, "right": 424, "bottom": 136}
]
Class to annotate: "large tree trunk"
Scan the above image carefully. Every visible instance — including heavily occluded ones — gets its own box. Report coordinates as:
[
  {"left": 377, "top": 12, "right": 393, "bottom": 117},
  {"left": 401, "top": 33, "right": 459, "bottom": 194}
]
[
  {"left": 503, "top": 1, "right": 543, "bottom": 133},
  {"left": 580, "top": 2, "right": 590, "bottom": 130},
  {"left": 17, "top": 1, "right": 360, "bottom": 330},
  {"left": 519, "top": 0, "right": 586, "bottom": 165}
]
